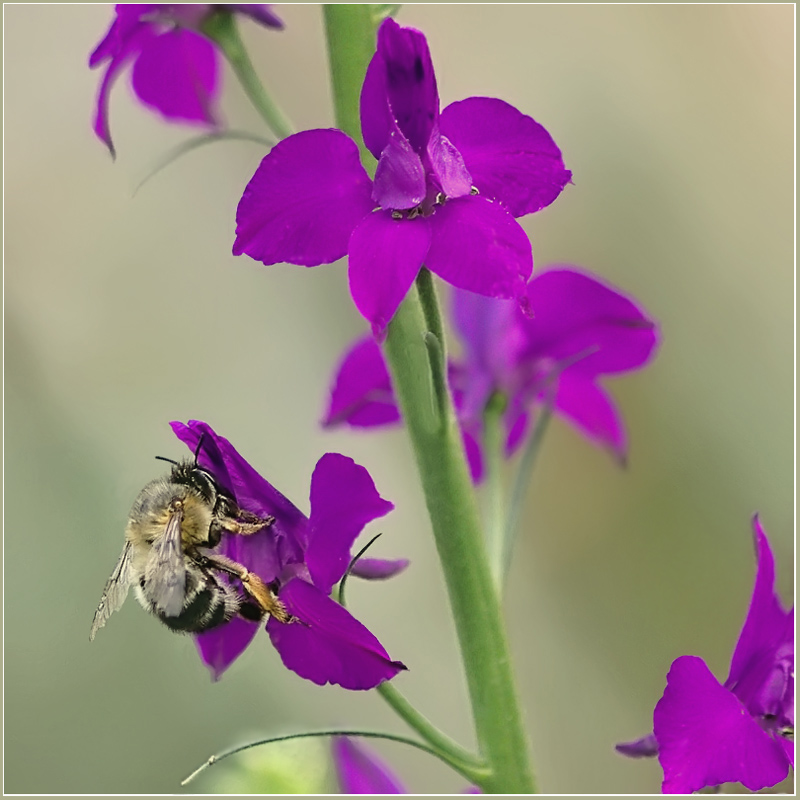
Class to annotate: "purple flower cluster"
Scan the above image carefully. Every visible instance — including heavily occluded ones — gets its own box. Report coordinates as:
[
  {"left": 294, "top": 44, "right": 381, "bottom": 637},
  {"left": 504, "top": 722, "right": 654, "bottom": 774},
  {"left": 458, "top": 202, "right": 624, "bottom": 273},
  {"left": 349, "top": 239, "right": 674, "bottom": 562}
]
[
  {"left": 324, "top": 267, "right": 659, "bottom": 481},
  {"left": 89, "top": 4, "right": 283, "bottom": 155},
  {"left": 233, "top": 18, "right": 571, "bottom": 337},
  {"left": 617, "top": 517, "right": 794, "bottom": 793},
  {"left": 171, "top": 420, "right": 406, "bottom": 690}
]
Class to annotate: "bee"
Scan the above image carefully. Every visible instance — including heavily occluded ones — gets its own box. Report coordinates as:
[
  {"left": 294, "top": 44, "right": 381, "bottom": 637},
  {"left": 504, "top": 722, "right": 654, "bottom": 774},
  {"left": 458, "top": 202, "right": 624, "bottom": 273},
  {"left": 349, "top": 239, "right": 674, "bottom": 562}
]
[{"left": 90, "top": 442, "right": 291, "bottom": 641}]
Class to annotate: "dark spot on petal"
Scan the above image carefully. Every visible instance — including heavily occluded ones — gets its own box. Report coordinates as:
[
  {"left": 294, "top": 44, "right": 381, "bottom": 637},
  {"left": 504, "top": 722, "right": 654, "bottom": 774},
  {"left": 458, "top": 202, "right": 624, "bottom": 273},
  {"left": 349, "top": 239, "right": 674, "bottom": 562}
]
[{"left": 413, "top": 56, "right": 424, "bottom": 83}]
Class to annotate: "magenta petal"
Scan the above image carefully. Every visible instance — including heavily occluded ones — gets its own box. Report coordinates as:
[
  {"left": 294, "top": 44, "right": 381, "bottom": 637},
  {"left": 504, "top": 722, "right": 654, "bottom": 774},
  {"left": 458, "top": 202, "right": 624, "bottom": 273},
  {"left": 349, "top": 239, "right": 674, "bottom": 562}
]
[
  {"left": 131, "top": 28, "right": 219, "bottom": 125},
  {"left": 654, "top": 655, "right": 790, "bottom": 794},
  {"left": 615, "top": 733, "right": 658, "bottom": 759},
  {"left": 333, "top": 737, "right": 406, "bottom": 793},
  {"left": 461, "top": 425, "right": 484, "bottom": 484},
  {"left": 426, "top": 197, "right": 532, "bottom": 300},
  {"left": 194, "top": 616, "right": 260, "bottom": 681},
  {"left": 91, "top": 23, "right": 153, "bottom": 155},
  {"left": 170, "top": 420, "right": 306, "bottom": 566},
  {"left": 439, "top": 97, "right": 571, "bottom": 217},
  {"left": 552, "top": 372, "right": 627, "bottom": 462},
  {"left": 369, "top": 19, "right": 439, "bottom": 156},
  {"left": 323, "top": 335, "right": 400, "bottom": 429},
  {"left": 373, "top": 133, "right": 427, "bottom": 210},
  {"left": 234, "top": 129, "right": 374, "bottom": 267},
  {"left": 451, "top": 289, "right": 523, "bottom": 407},
  {"left": 348, "top": 211, "right": 432, "bottom": 337},
  {"left": 727, "top": 517, "right": 792, "bottom": 691},
  {"left": 427, "top": 130, "right": 473, "bottom": 200},
  {"left": 227, "top": 4, "right": 285, "bottom": 29},
  {"left": 523, "top": 268, "right": 659, "bottom": 375},
  {"left": 349, "top": 558, "right": 409, "bottom": 581},
  {"left": 306, "top": 453, "right": 394, "bottom": 594},
  {"left": 267, "top": 579, "right": 406, "bottom": 690}
]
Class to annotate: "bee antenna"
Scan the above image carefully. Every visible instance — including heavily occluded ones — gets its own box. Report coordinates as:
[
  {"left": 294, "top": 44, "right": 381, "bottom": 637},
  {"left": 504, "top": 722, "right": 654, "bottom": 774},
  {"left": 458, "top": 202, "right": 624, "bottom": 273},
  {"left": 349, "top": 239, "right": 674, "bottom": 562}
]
[
  {"left": 193, "top": 433, "right": 207, "bottom": 464},
  {"left": 154, "top": 456, "right": 179, "bottom": 466}
]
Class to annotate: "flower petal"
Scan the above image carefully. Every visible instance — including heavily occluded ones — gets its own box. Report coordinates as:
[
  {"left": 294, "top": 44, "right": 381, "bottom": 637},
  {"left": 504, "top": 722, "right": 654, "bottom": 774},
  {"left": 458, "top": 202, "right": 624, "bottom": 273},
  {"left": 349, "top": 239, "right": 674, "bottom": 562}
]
[
  {"left": 170, "top": 420, "right": 306, "bottom": 568},
  {"left": 439, "top": 97, "right": 571, "bottom": 217},
  {"left": 654, "top": 655, "right": 790, "bottom": 793},
  {"left": 332, "top": 737, "right": 406, "bottom": 793},
  {"left": 426, "top": 196, "right": 532, "bottom": 301},
  {"left": 551, "top": 372, "right": 627, "bottom": 462},
  {"left": 306, "top": 453, "right": 394, "bottom": 594},
  {"left": 615, "top": 733, "right": 659, "bottom": 759},
  {"left": 194, "top": 616, "right": 260, "bottom": 681},
  {"left": 521, "top": 268, "right": 659, "bottom": 376},
  {"left": 361, "top": 19, "right": 439, "bottom": 160},
  {"left": 348, "top": 210, "right": 432, "bottom": 338},
  {"left": 90, "top": 22, "right": 153, "bottom": 155},
  {"left": 267, "top": 578, "right": 406, "bottom": 690},
  {"left": 131, "top": 28, "right": 219, "bottom": 125},
  {"left": 726, "top": 517, "right": 793, "bottom": 718},
  {"left": 450, "top": 289, "right": 524, "bottom": 412},
  {"left": 323, "top": 334, "right": 400, "bottom": 429},
  {"left": 233, "top": 129, "right": 374, "bottom": 267},
  {"left": 427, "top": 129, "right": 473, "bottom": 200},
  {"left": 349, "top": 557, "right": 409, "bottom": 581},
  {"left": 227, "top": 4, "right": 285, "bottom": 29},
  {"left": 373, "top": 131, "right": 427, "bottom": 210}
]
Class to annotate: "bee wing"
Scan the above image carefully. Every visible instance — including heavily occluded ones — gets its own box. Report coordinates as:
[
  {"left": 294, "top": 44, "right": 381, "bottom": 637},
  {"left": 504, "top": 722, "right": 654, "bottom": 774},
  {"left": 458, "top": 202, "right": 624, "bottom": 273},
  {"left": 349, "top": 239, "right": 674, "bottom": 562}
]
[
  {"left": 90, "top": 540, "right": 134, "bottom": 641},
  {"left": 144, "top": 509, "right": 187, "bottom": 618}
]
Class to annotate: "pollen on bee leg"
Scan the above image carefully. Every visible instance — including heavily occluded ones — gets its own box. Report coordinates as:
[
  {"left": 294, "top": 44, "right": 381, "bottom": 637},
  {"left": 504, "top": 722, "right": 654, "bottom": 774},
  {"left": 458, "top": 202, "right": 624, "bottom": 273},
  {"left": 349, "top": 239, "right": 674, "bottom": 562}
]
[{"left": 241, "top": 571, "right": 293, "bottom": 623}]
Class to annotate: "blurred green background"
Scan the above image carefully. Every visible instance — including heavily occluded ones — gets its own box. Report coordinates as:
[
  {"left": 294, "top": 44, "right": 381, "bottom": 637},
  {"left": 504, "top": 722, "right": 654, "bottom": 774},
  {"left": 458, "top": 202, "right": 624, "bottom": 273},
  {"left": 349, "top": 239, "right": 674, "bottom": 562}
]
[{"left": 4, "top": 4, "right": 794, "bottom": 794}]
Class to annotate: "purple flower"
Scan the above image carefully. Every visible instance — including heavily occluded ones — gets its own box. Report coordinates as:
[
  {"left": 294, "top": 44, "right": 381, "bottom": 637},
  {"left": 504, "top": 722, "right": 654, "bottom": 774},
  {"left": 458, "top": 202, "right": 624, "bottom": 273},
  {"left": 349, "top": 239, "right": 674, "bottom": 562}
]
[
  {"left": 323, "top": 267, "right": 658, "bottom": 481},
  {"left": 233, "top": 18, "right": 571, "bottom": 338},
  {"left": 89, "top": 4, "right": 283, "bottom": 156},
  {"left": 332, "top": 737, "right": 406, "bottom": 794},
  {"left": 170, "top": 420, "right": 406, "bottom": 689},
  {"left": 617, "top": 516, "right": 794, "bottom": 794}
]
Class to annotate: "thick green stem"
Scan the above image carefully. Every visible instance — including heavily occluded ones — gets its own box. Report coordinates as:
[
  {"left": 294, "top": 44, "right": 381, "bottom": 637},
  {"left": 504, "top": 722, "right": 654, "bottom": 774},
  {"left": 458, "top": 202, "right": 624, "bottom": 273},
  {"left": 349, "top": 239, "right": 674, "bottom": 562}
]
[
  {"left": 323, "top": 6, "right": 536, "bottom": 791},
  {"left": 323, "top": 5, "right": 377, "bottom": 171},
  {"left": 383, "top": 278, "right": 535, "bottom": 793},
  {"left": 203, "top": 12, "right": 294, "bottom": 140}
]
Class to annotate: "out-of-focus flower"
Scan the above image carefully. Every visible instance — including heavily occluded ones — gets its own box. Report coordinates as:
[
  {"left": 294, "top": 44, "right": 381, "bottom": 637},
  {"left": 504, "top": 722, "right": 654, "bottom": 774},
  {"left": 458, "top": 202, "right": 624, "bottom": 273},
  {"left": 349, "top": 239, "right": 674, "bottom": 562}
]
[
  {"left": 171, "top": 420, "right": 406, "bottom": 690},
  {"left": 332, "top": 737, "right": 406, "bottom": 794},
  {"left": 323, "top": 267, "right": 658, "bottom": 481},
  {"left": 89, "top": 4, "right": 283, "bottom": 155},
  {"left": 617, "top": 516, "right": 794, "bottom": 794},
  {"left": 233, "top": 17, "right": 570, "bottom": 338}
]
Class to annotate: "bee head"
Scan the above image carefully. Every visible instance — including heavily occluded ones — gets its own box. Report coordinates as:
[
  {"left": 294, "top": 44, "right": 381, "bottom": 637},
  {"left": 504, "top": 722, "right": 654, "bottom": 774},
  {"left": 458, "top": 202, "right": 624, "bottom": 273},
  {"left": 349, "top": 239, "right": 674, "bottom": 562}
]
[{"left": 155, "top": 434, "right": 221, "bottom": 505}]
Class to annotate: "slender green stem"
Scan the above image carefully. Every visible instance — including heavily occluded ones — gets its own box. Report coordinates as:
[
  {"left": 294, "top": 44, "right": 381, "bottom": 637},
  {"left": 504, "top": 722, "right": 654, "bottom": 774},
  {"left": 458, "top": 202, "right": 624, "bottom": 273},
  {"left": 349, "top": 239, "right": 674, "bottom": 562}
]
[
  {"left": 134, "top": 130, "right": 274, "bottom": 196},
  {"left": 501, "top": 398, "right": 555, "bottom": 589},
  {"left": 376, "top": 683, "right": 486, "bottom": 774},
  {"left": 339, "top": 536, "right": 482, "bottom": 773},
  {"left": 203, "top": 12, "right": 294, "bottom": 140},
  {"left": 180, "top": 728, "right": 486, "bottom": 787},
  {"left": 483, "top": 392, "right": 509, "bottom": 591}
]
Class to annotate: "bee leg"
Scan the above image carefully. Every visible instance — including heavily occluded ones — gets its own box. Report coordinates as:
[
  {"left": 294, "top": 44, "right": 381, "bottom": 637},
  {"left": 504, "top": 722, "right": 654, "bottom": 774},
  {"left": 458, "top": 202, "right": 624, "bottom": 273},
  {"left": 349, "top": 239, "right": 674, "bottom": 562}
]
[
  {"left": 213, "top": 512, "right": 276, "bottom": 537},
  {"left": 199, "top": 551, "right": 293, "bottom": 624}
]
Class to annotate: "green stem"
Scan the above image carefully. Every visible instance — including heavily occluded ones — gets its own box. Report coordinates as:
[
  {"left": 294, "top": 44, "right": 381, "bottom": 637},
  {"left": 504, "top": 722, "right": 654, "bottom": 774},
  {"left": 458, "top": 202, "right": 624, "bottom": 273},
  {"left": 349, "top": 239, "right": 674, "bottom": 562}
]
[
  {"left": 338, "top": 537, "right": 482, "bottom": 774},
  {"left": 180, "top": 728, "right": 486, "bottom": 787},
  {"left": 483, "top": 392, "right": 509, "bottom": 591},
  {"left": 383, "top": 277, "right": 536, "bottom": 793},
  {"left": 203, "top": 12, "right": 294, "bottom": 140},
  {"left": 376, "top": 683, "right": 486, "bottom": 775},
  {"left": 502, "top": 399, "right": 554, "bottom": 589},
  {"left": 323, "top": 6, "right": 536, "bottom": 791},
  {"left": 323, "top": 5, "right": 377, "bottom": 171}
]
